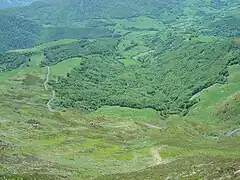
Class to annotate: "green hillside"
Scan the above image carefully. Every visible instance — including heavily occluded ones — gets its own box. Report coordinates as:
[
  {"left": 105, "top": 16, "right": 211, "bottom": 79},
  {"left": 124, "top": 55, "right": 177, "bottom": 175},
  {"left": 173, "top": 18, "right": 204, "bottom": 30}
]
[
  {"left": 1, "top": 0, "right": 239, "bottom": 51},
  {"left": 0, "top": 0, "right": 240, "bottom": 179}
]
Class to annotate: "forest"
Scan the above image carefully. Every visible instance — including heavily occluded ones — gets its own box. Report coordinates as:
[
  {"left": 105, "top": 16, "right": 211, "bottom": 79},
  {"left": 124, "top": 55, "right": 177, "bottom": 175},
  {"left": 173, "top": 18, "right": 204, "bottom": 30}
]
[
  {"left": 0, "top": 0, "right": 240, "bottom": 179},
  {"left": 50, "top": 33, "right": 239, "bottom": 115},
  {"left": 0, "top": 13, "right": 41, "bottom": 52},
  {"left": 0, "top": 51, "right": 34, "bottom": 72},
  {"left": 0, "top": 0, "right": 239, "bottom": 114},
  {"left": 41, "top": 39, "right": 118, "bottom": 66},
  {"left": 0, "top": 0, "right": 239, "bottom": 52}
]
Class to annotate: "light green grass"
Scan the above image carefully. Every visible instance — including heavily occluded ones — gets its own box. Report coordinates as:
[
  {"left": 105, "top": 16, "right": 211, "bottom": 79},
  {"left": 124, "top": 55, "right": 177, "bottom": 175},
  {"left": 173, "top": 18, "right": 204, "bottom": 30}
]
[
  {"left": 183, "top": 7, "right": 197, "bottom": 17},
  {"left": 188, "top": 82, "right": 240, "bottom": 123},
  {"left": 120, "top": 58, "right": 138, "bottom": 66},
  {"left": 29, "top": 53, "right": 44, "bottom": 68},
  {"left": 92, "top": 106, "right": 161, "bottom": 121},
  {"left": 118, "top": 31, "right": 156, "bottom": 58},
  {"left": 115, "top": 16, "right": 164, "bottom": 30},
  {"left": 1, "top": 58, "right": 240, "bottom": 179},
  {"left": 160, "top": 145, "right": 240, "bottom": 159},
  {"left": 0, "top": 14, "right": 240, "bottom": 179},
  {"left": 228, "top": 65, "right": 240, "bottom": 83},
  {"left": 192, "top": 35, "right": 218, "bottom": 42},
  {"left": 0, "top": 53, "right": 45, "bottom": 84},
  {"left": 50, "top": 57, "right": 84, "bottom": 77},
  {"left": 0, "top": 51, "right": 83, "bottom": 84}
]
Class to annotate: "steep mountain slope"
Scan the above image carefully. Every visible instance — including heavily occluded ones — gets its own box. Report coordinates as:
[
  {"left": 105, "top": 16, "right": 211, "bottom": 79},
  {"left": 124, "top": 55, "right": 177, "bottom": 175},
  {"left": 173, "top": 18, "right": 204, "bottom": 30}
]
[
  {"left": 1, "top": 0, "right": 239, "bottom": 51},
  {"left": 0, "top": 47, "right": 239, "bottom": 179},
  {"left": 98, "top": 65, "right": 240, "bottom": 180},
  {"left": 11, "top": 0, "right": 184, "bottom": 24},
  {"left": 50, "top": 36, "right": 239, "bottom": 114},
  {"left": 0, "top": 0, "right": 240, "bottom": 179},
  {"left": 0, "top": 12, "right": 42, "bottom": 52}
]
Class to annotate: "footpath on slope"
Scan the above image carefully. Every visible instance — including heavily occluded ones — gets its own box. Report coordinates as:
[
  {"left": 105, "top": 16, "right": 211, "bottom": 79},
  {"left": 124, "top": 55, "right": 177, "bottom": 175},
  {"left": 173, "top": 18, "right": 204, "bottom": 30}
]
[
  {"left": 151, "top": 147, "right": 162, "bottom": 165},
  {"left": 44, "top": 66, "right": 55, "bottom": 112},
  {"left": 150, "top": 146, "right": 170, "bottom": 166}
]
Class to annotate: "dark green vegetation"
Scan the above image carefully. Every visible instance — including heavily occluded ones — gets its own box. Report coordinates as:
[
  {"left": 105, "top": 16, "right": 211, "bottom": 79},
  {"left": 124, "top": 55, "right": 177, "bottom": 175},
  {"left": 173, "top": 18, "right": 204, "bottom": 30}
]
[
  {"left": 41, "top": 39, "right": 118, "bottom": 66},
  {"left": 0, "top": 0, "right": 239, "bottom": 52},
  {"left": 0, "top": 0, "right": 240, "bottom": 179},
  {"left": 0, "top": 13, "right": 42, "bottom": 52},
  {"left": 0, "top": 12, "right": 116, "bottom": 52},
  {"left": 52, "top": 35, "right": 239, "bottom": 114},
  {"left": 0, "top": 51, "right": 35, "bottom": 72}
]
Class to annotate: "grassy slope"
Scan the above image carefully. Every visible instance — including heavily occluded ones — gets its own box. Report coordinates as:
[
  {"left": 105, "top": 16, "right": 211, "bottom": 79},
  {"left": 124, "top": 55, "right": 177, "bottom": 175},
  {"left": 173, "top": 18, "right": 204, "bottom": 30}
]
[
  {"left": 0, "top": 1, "right": 240, "bottom": 180},
  {"left": 91, "top": 106, "right": 162, "bottom": 121},
  {"left": 97, "top": 64, "right": 240, "bottom": 179},
  {"left": 187, "top": 65, "right": 240, "bottom": 129},
  {"left": 50, "top": 57, "right": 84, "bottom": 77},
  {"left": 52, "top": 27, "right": 239, "bottom": 113},
  {"left": 1, "top": 0, "right": 236, "bottom": 52},
  {"left": 0, "top": 41, "right": 239, "bottom": 179},
  {"left": 0, "top": 43, "right": 161, "bottom": 179},
  {"left": 94, "top": 4, "right": 240, "bottom": 179}
]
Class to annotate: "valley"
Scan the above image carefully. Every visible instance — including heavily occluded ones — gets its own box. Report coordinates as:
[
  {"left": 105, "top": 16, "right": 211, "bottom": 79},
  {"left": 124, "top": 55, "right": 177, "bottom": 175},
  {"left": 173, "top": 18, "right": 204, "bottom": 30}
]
[{"left": 0, "top": 0, "right": 240, "bottom": 179}]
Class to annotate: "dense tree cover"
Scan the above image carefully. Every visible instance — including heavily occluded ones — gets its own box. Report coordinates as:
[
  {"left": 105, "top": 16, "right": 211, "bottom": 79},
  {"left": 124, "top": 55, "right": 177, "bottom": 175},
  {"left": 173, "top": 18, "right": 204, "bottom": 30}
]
[
  {"left": 0, "top": 1, "right": 240, "bottom": 178},
  {"left": 0, "top": 11, "right": 117, "bottom": 52},
  {"left": 0, "top": 0, "right": 184, "bottom": 51},
  {"left": 0, "top": 52, "right": 34, "bottom": 72},
  {"left": 41, "top": 27, "right": 117, "bottom": 42},
  {"left": 9, "top": 0, "right": 184, "bottom": 25},
  {"left": 5, "top": 0, "right": 237, "bottom": 28},
  {"left": 0, "top": 0, "right": 239, "bottom": 52},
  {"left": 41, "top": 39, "right": 118, "bottom": 66},
  {"left": 0, "top": 0, "right": 239, "bottom": 114},
  {"left": 206, "top": 15, "right": 240, "bottom": 37},
  {"left": 0, "top": 13, "right": 41, "bottom": 52},
  {"left": 51, "top": 34, "right": 239, "bottom": 114},
  {"left": 0, "top": 9, "right": 117, "bottom": 52}
]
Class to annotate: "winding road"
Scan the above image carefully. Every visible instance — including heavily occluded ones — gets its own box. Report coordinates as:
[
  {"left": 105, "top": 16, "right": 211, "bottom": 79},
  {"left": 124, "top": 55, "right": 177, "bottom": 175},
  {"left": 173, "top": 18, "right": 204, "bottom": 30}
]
[
  {"left": 145, "top": 123, "right": 162, "bottom": 129},
  {"left": 47, "top": 91, "right": 55, "bottom": 112},
  {"left": 150, "top": 146, "right": 170, "bottom": 166},
  {"left": 44, "top": 66, "right": 50, "bottom": 90},
  {"left": 43, "top": 66, "right": 240, "bottom": 134},
  {"left": 151, "top": 147, "right": 162, "bottom": 165},
  {"left": 226, "top": 128, "right": 240, "bottom": 136},
  {"left": 44, "top": 66, "right": 55, "bottom": 112}
]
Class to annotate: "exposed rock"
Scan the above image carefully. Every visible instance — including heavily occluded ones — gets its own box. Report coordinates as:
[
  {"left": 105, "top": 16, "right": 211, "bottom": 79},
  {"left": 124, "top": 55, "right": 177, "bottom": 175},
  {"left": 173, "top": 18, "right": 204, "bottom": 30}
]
[
  {"left": 234, "top": 170, "right": 240, "bottom": 175},
  {"left": 79, "top": 148, "right": 95, "bottom": 153},
  {"left": 26, "top": 119, "right": 41, "bottom": 125}
]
